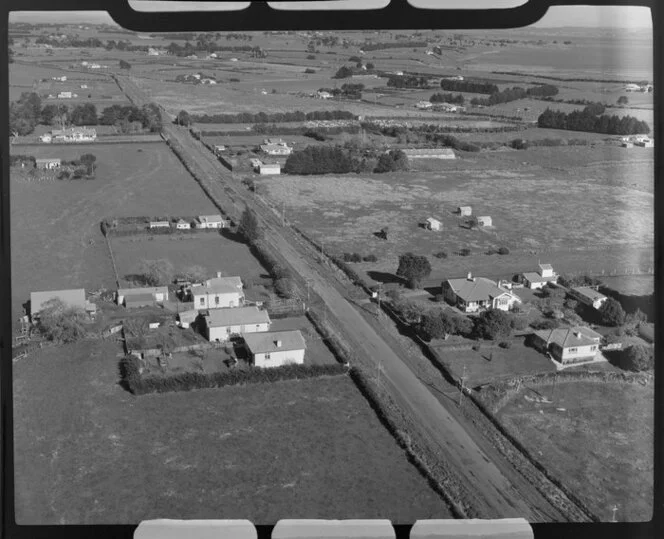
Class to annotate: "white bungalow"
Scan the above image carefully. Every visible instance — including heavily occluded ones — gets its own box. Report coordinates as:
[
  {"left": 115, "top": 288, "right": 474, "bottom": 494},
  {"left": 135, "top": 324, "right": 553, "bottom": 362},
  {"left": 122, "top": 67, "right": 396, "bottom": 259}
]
[
  {"left": 521, "top": 264, "right": 558, "bottom": 289},
  {"left": 442, "top": 273, "right": 522, "bottom": 313},
  {"left": 149, "top": 221, "right": 170, "bottom": 229},
  {"left": 532, "top": 326, "right": 602, "bottom": 365},
  {"left": 258, "top": 163, "right": 281, "bottom": 175},
  {"left": 175, "top": 219, "right": 191, "bottom": 230},
  {"left": 243, "top": 330, "right": 306, "bottom": 368},
  {"left": 457, "top": 206, "right": 472, "bottom": 216},
  {"left": 203, "top": 306, "right": 271, "bottom": 342},
  {"left": 196, "top": 215, "right": 227, "bottom": 229}
]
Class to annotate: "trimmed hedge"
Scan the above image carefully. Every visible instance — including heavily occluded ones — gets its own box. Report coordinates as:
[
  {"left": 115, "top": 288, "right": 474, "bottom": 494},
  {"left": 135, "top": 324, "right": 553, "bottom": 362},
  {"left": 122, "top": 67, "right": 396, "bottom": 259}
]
[{"left": 120, "top": 354, "right": 346, "bottom": 395}]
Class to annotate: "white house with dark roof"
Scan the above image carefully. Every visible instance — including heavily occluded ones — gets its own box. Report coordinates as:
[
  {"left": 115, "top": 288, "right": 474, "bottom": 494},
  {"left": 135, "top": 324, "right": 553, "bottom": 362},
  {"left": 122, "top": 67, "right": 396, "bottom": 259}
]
[
  {"left": 531, "top": 326, "right": 602, "bottom": 365},
  {"left": 203, "top": 306, "right": 271, "bottom": 342},
  {"left": 195, "top": 214, "right": 228, "bottom": 229},
  {"left": 569, "top": 286, "right": 608, "bottom": 310},
  {"left": 191, "top": 274, "right": 244, "bottom": 309},
  {"left": 260, "top": 143, "right": 292, "bottom": 156},
  {"left": 243, "top": 330, "right": 306, "bottom": 368},
  {"left": 175, "top": 219, "right": 191, "bottom": 230},
  {"left": 521, "top": 264, "right": 558, "bottom": 289},
  {"left": 442, "top": 273, "right": 521, "bottom": 313}
]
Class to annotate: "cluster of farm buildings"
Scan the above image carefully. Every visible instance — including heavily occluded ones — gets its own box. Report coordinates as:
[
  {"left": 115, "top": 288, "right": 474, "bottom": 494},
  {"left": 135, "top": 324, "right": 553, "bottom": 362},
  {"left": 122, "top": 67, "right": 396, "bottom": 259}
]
[{"left": 39, "top": 126, "right": 97, "bottom": 143}]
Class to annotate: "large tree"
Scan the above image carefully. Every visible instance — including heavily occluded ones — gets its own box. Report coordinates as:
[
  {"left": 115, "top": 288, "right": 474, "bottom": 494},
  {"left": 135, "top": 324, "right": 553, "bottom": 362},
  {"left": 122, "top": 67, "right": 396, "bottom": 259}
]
[
  {"left": 599, "top": 297, "right": 626, "bottom": 327},
  {"left": 473, "top": 309, "right": 512, "bottom": 340},
  {"left": 139, "top": 259, "right": 175, "bottom": 286},
  {"left": 619, "top": 344, "right": 654, "bottom": 372},
  {"left": 396, "top": 253, "right": 431, "bottom": 288},
  {"left": 237, "top": 208, "right": 262, "bottom": 243},
  {"left": 37, "top": 298, "right": 88, "bottom": 343},
  {"left": 80, "top": 153, "right": 97, "bottom": 175},
  {"left": 176, "top": 110, "right": 192, "bottom": 126}
]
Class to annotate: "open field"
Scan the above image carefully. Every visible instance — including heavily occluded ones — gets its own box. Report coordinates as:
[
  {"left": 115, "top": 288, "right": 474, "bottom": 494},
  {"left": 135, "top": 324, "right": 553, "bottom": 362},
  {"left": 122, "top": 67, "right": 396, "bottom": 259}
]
[
  {"left": 13, "top": 340, "right": 450, "bottom": 524},
  {"left": 110, "top": 234, "right": 267, "bottom": 288},
  {"left": 495, "top": 380, "right": 654, "bottom": 521},
  {"left": 10, "top": 142, "right": 219, "bottom": 324},
  {"left": 599, "top": 274, "right": 654, "bottom": 296},
  {"left": 257, "top": 146, "right": 654, "bottom": 283}
]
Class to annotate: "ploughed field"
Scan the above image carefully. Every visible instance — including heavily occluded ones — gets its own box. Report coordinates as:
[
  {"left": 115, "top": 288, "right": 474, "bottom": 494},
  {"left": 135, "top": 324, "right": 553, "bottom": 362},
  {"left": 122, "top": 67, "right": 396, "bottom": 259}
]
[
  {"left": 256, "top": 145, "right": 654, "bottom": 282},
  {"left": 495, "top": 380, "right": 654, "bottom": 522},
  {"left": 10, "top": 142, "right": 219, "bottom": 323},
  {"left": 13, "top": 341, "right": 451, "bottom": 524}
]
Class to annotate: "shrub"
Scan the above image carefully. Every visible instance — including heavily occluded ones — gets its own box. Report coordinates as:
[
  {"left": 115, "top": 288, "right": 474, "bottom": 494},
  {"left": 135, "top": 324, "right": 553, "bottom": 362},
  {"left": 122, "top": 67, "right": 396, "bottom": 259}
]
[
  {"left": 458, "top": 248, "right": 471, "bottom": 257},
  {"left": 618, "top": 344, "right": 654, "bottom": 372},
  {"left": 499, "top": 341, "right": 512, "bottom": 349},
  {"left": 306, "top": 54, "right": 316, "bottom": 60},
  {"left": 497, "top": 247, "right": 510, "bottom": 255},
  {"left": 37, "top": 298, "right": 88, "bottom": 343},
  {"left": 433, "top": 251, "right": 448, "bottom": 259},
  {"left": 362, "top": 254, "right": 378, "bottom": 262},
  {"left": 599, "top": 297, "right": 626, "bottom": 327},
  {"left": 509, "top": 316, "right": 528, "bottom": 331},
  {"left": 473, "top": 309, "right": 512, "bottom": 340},
  {"left": 531, "top": 318, "right": 560, "bottom": 330},
  {"left": 304, "top": 68, "right": 316, "bottom": 74},
  {"left": 510, "top": 138, "right": 529, "bottom": 150}
]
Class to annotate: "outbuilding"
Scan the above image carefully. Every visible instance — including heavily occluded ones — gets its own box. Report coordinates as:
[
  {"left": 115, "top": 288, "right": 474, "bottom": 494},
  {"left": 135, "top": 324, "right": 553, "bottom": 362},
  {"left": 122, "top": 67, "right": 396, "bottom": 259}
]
[
  {"left": 202, "top": 306, "right": 271, "bottom": 342},
  {"left": 117, "top": 286, "right": 169, "bottom": 306},
  {"left": 423, "top": 217, "right": 442, "bottom": 231},
  {"left": 569, "top": 287, "right": 608, "bottom": 310},
  {"left": 477, "top": 216, "right": 492, "bottom": 227},
  {"left": 175, "top": 219, "right": 191, "bottom": 230},
  {"left": 243, "top": 330, "right": 306, "bottom": 368},
  {"left": 30, "top": 288, "right": 87, "bottom": 320},
  {"left": 258, "top": 163, "right": 281, "bottom": 175},
  {"left": 149, "top": 221, "right": 170, "bottom": 229},
  {"left": 35, "top": 158, "right": 61, "bottom": 170},
  {"left": 457, "top": 206, "right": 472, "bottom": 216}
]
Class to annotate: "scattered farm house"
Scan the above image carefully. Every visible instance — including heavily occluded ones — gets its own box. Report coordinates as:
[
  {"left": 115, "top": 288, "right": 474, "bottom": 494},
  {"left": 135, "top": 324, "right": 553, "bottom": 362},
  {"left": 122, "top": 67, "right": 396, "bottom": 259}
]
[
  {"left": 202, "top": 306, "right": 271, "bottom": 342},
  {"left": 195, "top": 214, "right": 228, "bottom": 229},
  {"left": 477, "top": 216, "right": 492, "bottom": 227},
  {"left": 175, "top": 219, "right": 191, "bottom": 230},
  {"left": 191, "top": 274, "right": 244, "bottom": 309},
  {"left": 569, "top": 286, "right": 608, "bottom": 310},
  {"left": 40, "top": 127, "right": 97, "bottom": 143},
  {"left": 149, "top": 220, "right": 170, "bottom": 229},
  {"left": 243, "top": 330, "right": 306, "bottom": 368},
  {"left": 403, "top": 148, "right": 455, "bottom": 160},
  {"left": 258, "top": 163, "right": 281, "bottom": 175},
  {"left": 531, "top": 326, "right": 602, "bottom": 365},
  {"left": 442, "top": 273, "right": 522, "bottom": 313},
  {"left": 35, "top": 158, "right": 61, "bottom": 170},
  {"left": 457, "top": 206, "right": 472, "bottom": 216}
]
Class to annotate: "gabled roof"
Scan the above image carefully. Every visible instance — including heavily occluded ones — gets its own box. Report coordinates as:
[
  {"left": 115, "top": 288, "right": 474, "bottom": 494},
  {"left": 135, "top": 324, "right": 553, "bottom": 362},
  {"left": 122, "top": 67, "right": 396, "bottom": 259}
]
[
  {"left": 35, "top": 158, "right": 61, "bottom": 163},
  {"left": 572, "top": 287, "right": 607, "bottom": 302},
  {"left": 198, "top": 214, "right": 224, "bottom": 223},
  {"left": 178, "top": 309, "right": 199, "bottom": 322},
  {"left": 118, "top": 286, "right": 169, "bottom": 297},
  {"left": 30, "top": 289, "right": 86, "bottom": 315},
  {"left": 204, "top": 306, "right": 270, "bottom": 327},
  {"left": 534, "top": 326, "right": 602, "bottom": 349},
  {"left": 193, "top": 283, "right": 244, "bottom": 295},
  {"left": 539, "top": 264, "right": 553, "bottom": 272},
  {"left": 446, "top": 277, "right": 518, "bottom": 303},
  {"left": 426, "top": 217, "right": 441, "bottom": 224},
  {"left": 243, "top": 330, "right": 305, "bottom": 354},
  {"left": 522, "top": 271, "right": 556, "bottom": 283},
  {"left": 125, "top": 293, "right": 155, "bottom": 304}
]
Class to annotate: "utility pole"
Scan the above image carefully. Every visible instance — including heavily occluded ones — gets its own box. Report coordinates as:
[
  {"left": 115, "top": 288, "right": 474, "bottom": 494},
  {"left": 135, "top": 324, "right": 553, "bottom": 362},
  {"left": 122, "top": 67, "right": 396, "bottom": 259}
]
[{"left": 459, "top": 362, "right": 467, "bottom": 406}]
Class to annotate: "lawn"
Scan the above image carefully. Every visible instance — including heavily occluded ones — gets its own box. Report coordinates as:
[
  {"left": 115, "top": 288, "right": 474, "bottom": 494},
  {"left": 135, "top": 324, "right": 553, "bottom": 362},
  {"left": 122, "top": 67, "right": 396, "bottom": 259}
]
[
  {"left": 10, "top": 142, "right": 220, "bottom": 324},
  {"left": 13, "top": 340, "right": 451, "bottom": 524},
  {"left": 495, "top": 380, "right": 654, "bottom": 521},
  {"left": 110, "top": 234, "right": 267, "bottom": 288}
]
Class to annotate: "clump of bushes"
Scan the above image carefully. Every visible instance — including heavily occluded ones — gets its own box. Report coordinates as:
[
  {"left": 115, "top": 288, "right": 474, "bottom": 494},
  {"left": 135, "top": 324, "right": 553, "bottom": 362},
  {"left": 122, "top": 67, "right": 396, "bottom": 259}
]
[
  {"left": 499, "top": 341, "right": 512, "bottom": 349},
  {"left": 343, "top": 252, "right": 363, "bottom": 263},
  {"left": 363, "top": 254, "right": 378, "bottom": 262},
  {"left": 497, "top": 247, "right": 510, "bottom": 255},
  {"left": 433, "top": 251, "right": 448, "bottom": 259},
  {"left": 304, "top": 68, "right": 316, "bottom": 74}
]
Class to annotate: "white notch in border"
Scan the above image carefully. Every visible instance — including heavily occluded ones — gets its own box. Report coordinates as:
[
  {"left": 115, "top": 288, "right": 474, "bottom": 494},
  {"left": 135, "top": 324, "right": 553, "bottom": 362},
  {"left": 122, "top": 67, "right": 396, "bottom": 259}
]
[
  {"left": 129, "top": 1, "right": 251, "bottom": 12},
  {"left": 134, "top": 519, "right": 257, "bottom": 539},
  {"left": 268, "top": 1, "right": 390, "bottom": 11},
  {"left": 410, "top": 518, "right": 533, "bottom": 539},
  {"left": 407, "top": 0, "right": 528, "bottom": 9},
  {"left": 272, "top": 519, "right": 396, "bottom": 539}
]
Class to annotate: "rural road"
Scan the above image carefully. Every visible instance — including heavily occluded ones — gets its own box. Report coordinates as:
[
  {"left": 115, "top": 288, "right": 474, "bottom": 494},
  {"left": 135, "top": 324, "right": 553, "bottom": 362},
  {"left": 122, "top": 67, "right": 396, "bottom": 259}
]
[{"left": 115, "top": 74, "right": 587, "bottom": 521}]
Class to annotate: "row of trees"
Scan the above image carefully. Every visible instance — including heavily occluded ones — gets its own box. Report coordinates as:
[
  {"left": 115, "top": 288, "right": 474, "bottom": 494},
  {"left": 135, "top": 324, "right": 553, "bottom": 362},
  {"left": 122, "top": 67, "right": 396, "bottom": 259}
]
[
  {"left": 190, "top": 110, "right": 356, "bottom": 124},
  {"left": 283, "top": 146, "right": 363, "bottom": 175},
  {"left": 317, "top": 83, "right": 366, "bottom": 100},
  {"left": 9, "top": 92, "right": 162, "bottom": 135},
  {"left": 470, "top": 84, "right": 559, "bottom": 106},
  {"left": 361, "top": 40, "right": 428, "bottom": 51},
  {"left": 430, "top": 92, "right": 465, "bottom": 105},
  {"left": 537, "top": 107, "right": 650, "bottom": 135},
  {"left": 387, "top": 75, "right": 431, "bottom": 89},
  {"left": 440, "top": 79, "right": 498, "bottom": 94}
]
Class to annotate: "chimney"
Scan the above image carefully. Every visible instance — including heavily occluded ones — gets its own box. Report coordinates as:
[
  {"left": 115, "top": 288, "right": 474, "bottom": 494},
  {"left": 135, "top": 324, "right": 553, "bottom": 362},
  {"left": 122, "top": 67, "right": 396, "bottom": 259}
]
[
  {"left": 275, "top": 340, "right": 282, "bottom": 348},
  {"left": 467, "top": 272, "right": 473, "bottom": 281},
  {"left": 574, "top": 331, "right": 581, "bottom": 338},
  {"left": 217, "top": 271, "right": 222, "bottom": 278}
]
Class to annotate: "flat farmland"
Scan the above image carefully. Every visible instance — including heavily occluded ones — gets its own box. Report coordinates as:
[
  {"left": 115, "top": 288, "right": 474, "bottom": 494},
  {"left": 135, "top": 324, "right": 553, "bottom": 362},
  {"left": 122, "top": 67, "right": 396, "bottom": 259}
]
[
  {"left": 258, "top": 146, "right": 654, "bottom": 282},
  {"left": 13, "top": 341, "right": 450, "bottom": 524},
  {"left": 10, "top": 142, "right": 219, "bottom": 323},
  {"left": 110, "top": 234, "right": 267, "bottom": 287},
  {"left": 495, "top": 380, "right": 654, "bottom": 521}
]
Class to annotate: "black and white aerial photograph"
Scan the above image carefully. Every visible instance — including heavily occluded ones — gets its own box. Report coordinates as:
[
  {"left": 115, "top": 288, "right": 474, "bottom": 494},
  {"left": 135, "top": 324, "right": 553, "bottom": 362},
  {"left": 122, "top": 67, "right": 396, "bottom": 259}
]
[{"left": 6, "top": 0, "right": 655, "bottom": 529}]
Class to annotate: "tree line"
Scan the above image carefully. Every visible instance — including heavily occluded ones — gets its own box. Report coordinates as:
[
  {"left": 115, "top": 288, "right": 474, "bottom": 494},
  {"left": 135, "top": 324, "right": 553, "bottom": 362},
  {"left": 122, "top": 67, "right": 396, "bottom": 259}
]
[
  {"left": 470, "top": 84, "right": 559, "bottom": 106},
  {"left": 440, "top": 79, "right": 499, "bottom": 94},
  {"left": 387, "top": 75, "right": 431, "bottom": 89},
  {"left": 317, "top": 83, "right": 365, "bottom": 99},
  {"left": 361, "top": 40, "right": 428, "bottom": 51},
  {"left": 537, "top": 107, "right": 650, "bottom": 135},
  {"left": 9, "top": 92, "right": 162, "bottom": 135},
  {"left": 430, "top": 92, "right": 465, "bottom": 105},
  {"left": 283, "top": 145, "right": 408, "bottom": 175},
  {"left": 190, "top": 110, "right": 356, "bottom": 124}
]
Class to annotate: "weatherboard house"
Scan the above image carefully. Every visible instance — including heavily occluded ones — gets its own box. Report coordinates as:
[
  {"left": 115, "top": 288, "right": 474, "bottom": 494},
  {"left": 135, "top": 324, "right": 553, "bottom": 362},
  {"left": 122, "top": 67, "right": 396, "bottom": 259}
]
[
  {"left": 442, "top": 273, "right": 522, "bottom": 313},
  {"left": 531, "top": 326, "right": 602, "bottom": 365},
  {"left": 520, "top": 264, "right": 558, "bottom": 290},
  {"left": 195, "top": 214, "right": 228, "bottom": 229},
  {"left": 191, "top": 274, "right": 244, "bottom": 310},
  {"left": 202, "top": 306, "right": 271, "bottom": 342},
  {"left": 243, "top": 330, "right": 306, "bottom": 368},
  {"left": 50, "top": 127, "right": 97, "bottom": 143}
]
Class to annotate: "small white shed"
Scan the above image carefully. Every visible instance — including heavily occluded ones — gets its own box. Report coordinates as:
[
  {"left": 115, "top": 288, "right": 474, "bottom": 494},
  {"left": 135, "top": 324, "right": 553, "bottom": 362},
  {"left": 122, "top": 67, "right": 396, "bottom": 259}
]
[
  {"left": 477, "top": 216, "right": 492, "bottom": 227},
  {"left": 458, "top": 206, "right": 472, "bottom": 216},
  {"left": 424, "top": 217, "right": 442, "bottom": 231}
]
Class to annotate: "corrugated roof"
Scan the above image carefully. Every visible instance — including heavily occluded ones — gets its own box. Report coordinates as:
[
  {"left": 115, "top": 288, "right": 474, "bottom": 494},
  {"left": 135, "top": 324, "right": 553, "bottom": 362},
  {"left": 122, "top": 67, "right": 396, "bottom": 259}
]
[
  {"left": 204, "top": 306, "right": 270, "bottom": 327},
  {"left": 522, "top": 271, "right": 556, "bottom": 283},
  {"left": 446, "top": 277, "right": 517, "bottom": 303},
  {"left": 243, "top": 330, "right": 305, "bottom": 354},
  {"left": 198, "top": 214, "right": 223, "bottom": 223},
  {"left": 572, "top": 287, "right": 607, "bottom": 302},
  {"left": 125, "top": 293, "right": 155, "bottom": 304},
  {"left": 118, "top": 286, "right": 169, "bottom": 297},
  {"left": 30, "top": 289, "right": 86, "bottom": 315},
  {"left": 534, "top": 326, "right": 602, "bottom": 349}
]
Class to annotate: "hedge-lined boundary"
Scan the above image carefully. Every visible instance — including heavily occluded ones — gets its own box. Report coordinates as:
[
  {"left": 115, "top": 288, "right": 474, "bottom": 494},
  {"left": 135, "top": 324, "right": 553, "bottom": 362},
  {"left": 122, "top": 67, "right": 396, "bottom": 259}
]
[
  {"left": 348, "top": 367, "right": 470, "bottom": 518},
  {"left": 120, "top": 354, "right": 347, "bottom": 395},
  {"left": 306, "top": 309, "right": 355, "bottom": 366}
]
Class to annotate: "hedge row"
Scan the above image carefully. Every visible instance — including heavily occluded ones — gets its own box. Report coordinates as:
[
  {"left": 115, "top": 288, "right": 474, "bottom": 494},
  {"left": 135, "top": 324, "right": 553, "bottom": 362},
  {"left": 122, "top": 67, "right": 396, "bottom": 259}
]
[
  {"left": 348, "top": 366, "right": 469, "bottom": 518},
  {"left": 120, "top": 354, "right": 346, "bottom": 395},
  {"left": 330, "top": 256, "right": 370, "bottom": 290},
  {"left": 306, "top": 309, "right": 354, "bottom": 365}
]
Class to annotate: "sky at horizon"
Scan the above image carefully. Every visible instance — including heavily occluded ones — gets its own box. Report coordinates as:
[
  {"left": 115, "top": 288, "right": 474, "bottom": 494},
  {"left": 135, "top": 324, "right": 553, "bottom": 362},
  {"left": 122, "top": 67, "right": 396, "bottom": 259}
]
[{"left": 9, "top": 3, "right": 652, "bottom": 29}]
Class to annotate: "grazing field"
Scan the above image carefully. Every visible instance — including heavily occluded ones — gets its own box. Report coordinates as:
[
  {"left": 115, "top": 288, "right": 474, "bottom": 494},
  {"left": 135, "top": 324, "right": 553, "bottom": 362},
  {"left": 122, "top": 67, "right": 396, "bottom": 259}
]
[
  {"left": 257, "top": 146, "right": 654, "bottom": 283},
  {"left": 599, "top": 274, "right": 654, "bottom": 296},
  {"left": 13, "top": 341, "right": 451, "bottom": 524},
  {"left": 110, "top": 234, "right": 267, "bottom": 288},
  {"left": 10, "top": 142, "right": 219, "bottom": 323},
  {"left": 495, "top": 380, "right": 654, "bottom": 521}
]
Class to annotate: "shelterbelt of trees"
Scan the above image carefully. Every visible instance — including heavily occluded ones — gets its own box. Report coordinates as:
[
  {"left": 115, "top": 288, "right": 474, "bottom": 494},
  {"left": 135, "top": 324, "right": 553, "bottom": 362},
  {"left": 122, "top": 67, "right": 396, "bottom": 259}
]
[
  {"left": 189, "top": 110, "right": 356, "bottom": 124},
  {"left": 9, "top": 92, "right": 162, "bottom": 135},
  {"left": 537, "top": 106, "right": 650, "bottom": 135}
]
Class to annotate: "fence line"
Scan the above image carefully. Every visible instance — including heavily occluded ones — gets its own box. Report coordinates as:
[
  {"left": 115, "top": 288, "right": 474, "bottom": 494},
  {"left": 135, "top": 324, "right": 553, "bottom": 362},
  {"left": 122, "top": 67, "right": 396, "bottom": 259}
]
[{"left": 104, "top": 236, "right": 121, "bottom": 288}]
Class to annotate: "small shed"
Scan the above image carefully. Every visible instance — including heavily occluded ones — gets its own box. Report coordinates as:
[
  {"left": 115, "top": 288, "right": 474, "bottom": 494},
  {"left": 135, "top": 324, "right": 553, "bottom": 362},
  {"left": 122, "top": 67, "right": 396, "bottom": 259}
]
[
  {"left": 124, "top": 293, "right": 156, "bottom": 309},
  {"left": 259, "top": 163, "right": 281, "bottom": 175},
  {"left": 477, "top": 216, "right": 492, "bottom": 227},
  {"left": 149, "top": 221, "right": 170, "bottom": 229},
  {"left": 424, "top": 217, "right": 442, "bottom": 231},
  {"left": 458, "top": 206, "right": 472, "bottom": 216}
]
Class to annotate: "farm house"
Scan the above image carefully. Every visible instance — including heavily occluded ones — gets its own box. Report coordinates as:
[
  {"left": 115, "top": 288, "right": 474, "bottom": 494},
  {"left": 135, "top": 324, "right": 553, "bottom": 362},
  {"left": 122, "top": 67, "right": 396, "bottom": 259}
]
[
  {"left": 520, "top": 264, "right": 558, "bottom": 289},
  {"left": 202, "top": 306, "right": 271, "bottom": 342},
  {"left": 195, "top": 215, "right": 227, "bottom": 229},
  {"left": 260, "top": 143, "right": 292, "bottom": 156},
  {"left": 175, "top": 219, "right": 191, "bottom": 230},
  {"left": 403, "top": 148, "right": 455, "bottom": 160},
  {"left": 569, "top": 287, "right": 608, "bottom": 310},
  {"left": 50, "top": 127, "right": 97, "bottom": 143},
  {"left": 477, "top": 216, "right": 492, "bottom": 227},
  {"left": 457, "top": 206, "right": 472, "bottom": 216},
  {"left": 442, "top": 273, "right": 521, "bottom": 313},
  {"left": 149, "top": 220, "right": 170, "bottom": 229},
  {"left": 243, "top": 330, "right": 306, "bottom": 368},
  {"left": 191, "top": 274, "right": 244, "bottom": 309},
  {"left": 35, "top": 158, "right": 61, "bottom": 170},
  {"left": 531, "top": 326, "right": 602, "bottom": 365},
  {"left": 423, "top": 217, "right": 442, "bottom": 231}
]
